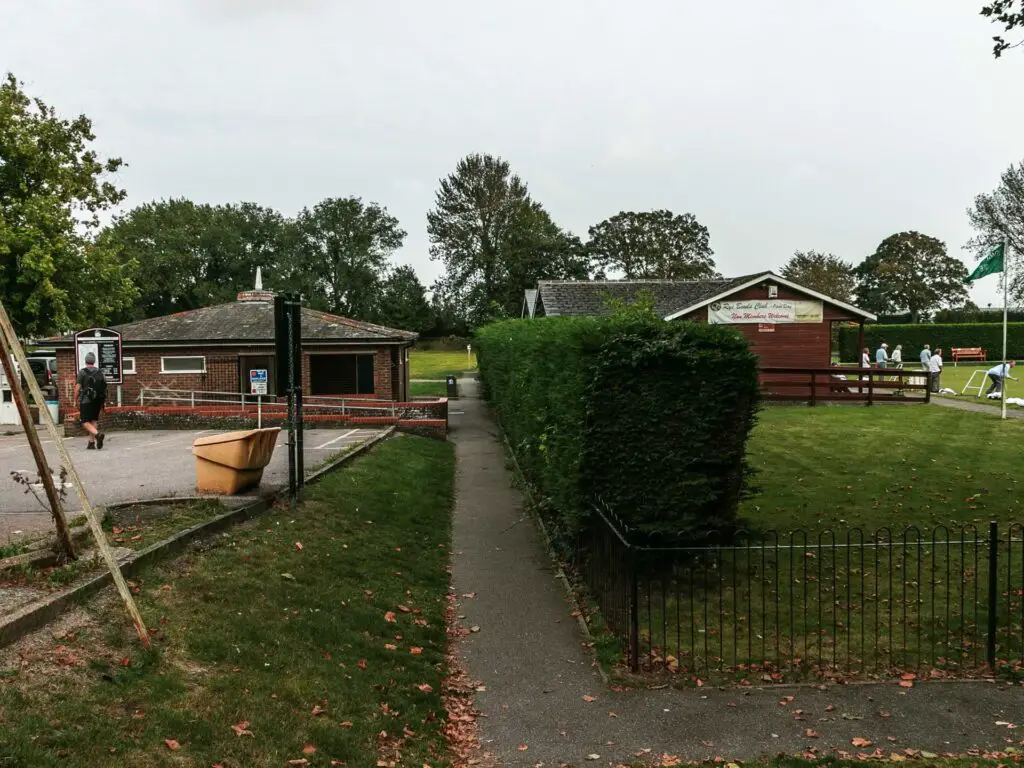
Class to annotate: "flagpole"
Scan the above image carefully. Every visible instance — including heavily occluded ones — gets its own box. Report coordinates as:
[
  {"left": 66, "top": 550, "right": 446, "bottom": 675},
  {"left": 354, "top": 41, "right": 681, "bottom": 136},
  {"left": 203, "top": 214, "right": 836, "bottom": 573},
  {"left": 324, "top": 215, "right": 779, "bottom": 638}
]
[{"left": 1003, "top": 242, "right": 1010, "bottom": 421}]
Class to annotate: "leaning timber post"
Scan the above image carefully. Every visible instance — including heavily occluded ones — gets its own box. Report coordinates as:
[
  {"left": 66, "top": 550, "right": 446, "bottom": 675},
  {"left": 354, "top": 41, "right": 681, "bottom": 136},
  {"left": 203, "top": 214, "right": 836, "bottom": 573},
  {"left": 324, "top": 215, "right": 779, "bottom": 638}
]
[
  {"left": 0, "top": 335, "right": 76, "bottom": 561},
  {"left": 0, "top": 300, "right": 150, "bottom": 648}
]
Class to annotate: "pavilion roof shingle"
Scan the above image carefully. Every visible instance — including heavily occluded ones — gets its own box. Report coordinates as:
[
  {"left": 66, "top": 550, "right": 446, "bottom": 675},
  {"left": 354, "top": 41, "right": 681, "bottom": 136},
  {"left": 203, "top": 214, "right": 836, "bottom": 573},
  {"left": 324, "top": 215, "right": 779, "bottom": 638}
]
[
  {"left": 46, "top": 300, "right": 417, "bottom": 345},
  {"left": 536, "top": 273, "right": 769, "bottom": 318}
]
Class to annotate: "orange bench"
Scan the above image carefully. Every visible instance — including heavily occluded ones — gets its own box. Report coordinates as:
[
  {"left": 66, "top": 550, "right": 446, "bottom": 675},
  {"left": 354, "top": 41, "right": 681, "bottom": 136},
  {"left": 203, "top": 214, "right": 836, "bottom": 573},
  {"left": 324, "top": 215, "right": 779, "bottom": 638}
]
[{"left": 951, "top": 347, "right": 986, "bottom": 364}]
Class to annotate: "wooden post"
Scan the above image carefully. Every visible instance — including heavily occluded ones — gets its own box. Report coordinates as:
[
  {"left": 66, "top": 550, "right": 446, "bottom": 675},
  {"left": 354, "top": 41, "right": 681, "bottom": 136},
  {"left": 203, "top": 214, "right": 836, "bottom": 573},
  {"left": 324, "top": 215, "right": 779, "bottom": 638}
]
[
  {"left": 0, "top": 337, "right": 76, "bottom": 561},
  {"left": 810, "top": 371, "right": 817, "bottom": 407},
  {"left": 0, "top": 300, "right": 150, "bottom": 648}
]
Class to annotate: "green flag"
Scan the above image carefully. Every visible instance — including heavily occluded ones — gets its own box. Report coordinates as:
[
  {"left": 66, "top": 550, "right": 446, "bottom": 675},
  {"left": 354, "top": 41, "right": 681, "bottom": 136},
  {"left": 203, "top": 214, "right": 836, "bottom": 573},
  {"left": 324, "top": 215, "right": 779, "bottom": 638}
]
[{"left": 967, "top": 242, "right": 1005, "bottom": 282}]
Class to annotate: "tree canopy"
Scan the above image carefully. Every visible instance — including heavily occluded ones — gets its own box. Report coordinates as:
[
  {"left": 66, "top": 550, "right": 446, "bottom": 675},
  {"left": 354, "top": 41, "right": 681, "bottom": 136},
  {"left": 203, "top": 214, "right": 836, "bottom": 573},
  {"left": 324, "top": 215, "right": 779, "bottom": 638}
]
[
  {"left": 966, "top": 159, "right": 1024, "bottom": 300},
  {"left": 374, "top": 265, "right": 433, "bottom": 334},
  {"left": 292, "top": 197, "right": 406, "bottom": 319},
  {"left": 853, "top": 232, "right": 970, "bottom": 322},
  {"left": 981, "top": 1, "right": 1024, "bottom": 57},
  {"left": 586, "top": 209, "right": 716, "bottom": 280},
  {"left": 102, "top": 199, "right": 291, "bottom": 321},
  {"left": 779, "top": 251, "right": 855, "bottom": 303},
  {"left": 427, "top": 153, "right": 592, "bottom": 326},
  {"left": 0, "top": 73, "right": 136, "bottom": 337}
]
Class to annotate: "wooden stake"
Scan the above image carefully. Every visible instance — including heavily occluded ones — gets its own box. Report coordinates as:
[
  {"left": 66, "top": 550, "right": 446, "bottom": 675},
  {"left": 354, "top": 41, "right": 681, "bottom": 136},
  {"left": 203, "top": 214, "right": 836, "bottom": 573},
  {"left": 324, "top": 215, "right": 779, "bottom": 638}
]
[
  {"left": 0, "top": 301, "right": 150, "bottom": 648},
  {"left": 0, "top": 339, "right": 75, "bottom": 561}
]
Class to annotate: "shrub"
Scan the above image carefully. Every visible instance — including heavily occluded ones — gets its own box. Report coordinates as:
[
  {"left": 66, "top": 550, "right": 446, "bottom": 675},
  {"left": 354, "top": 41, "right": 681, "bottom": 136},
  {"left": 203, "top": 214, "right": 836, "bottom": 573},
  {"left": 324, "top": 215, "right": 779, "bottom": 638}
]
[
  {"left": 475, "top": 315, "right": 760, "bottom": 547},
  {"left": 838, "top": 323, "right": 1024, "bottom": 362}
]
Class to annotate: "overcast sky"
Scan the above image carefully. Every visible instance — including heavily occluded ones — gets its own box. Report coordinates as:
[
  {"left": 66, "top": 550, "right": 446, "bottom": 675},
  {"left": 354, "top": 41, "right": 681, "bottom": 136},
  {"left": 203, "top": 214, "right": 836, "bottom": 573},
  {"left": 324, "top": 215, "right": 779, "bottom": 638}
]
[{"left": 4, "top": 0, "right": 1023, "bottom": 306}]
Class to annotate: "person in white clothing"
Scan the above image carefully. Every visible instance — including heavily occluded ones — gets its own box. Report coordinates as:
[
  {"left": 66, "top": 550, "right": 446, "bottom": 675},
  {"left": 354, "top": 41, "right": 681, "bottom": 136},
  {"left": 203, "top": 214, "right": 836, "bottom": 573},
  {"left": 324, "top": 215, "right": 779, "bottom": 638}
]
[
  {"left": 984, "top": 361, "right": 1018, "bottom": 397},
  {"left": 860, "top": 347, "right": 870, "bottom": 369},
  {"left": 928, "top": 348, "right": 943, "bottom": 393},
  {"left": 891, "top": 344, "right": 903, "bottom": 368}
]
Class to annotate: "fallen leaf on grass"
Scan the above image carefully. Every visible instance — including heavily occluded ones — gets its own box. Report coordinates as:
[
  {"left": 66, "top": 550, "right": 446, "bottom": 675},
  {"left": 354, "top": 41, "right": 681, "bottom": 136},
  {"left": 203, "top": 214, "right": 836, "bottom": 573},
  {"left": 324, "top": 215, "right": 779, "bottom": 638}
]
[
  {"left": 384, "top": 643, "right": 397, "bottom": 651},
  {"left": 417, "top": 683, "right": 434, "bottom": 693},
  {"left": 280, "top": 573, "right": 296, "bottom": 581},
  {"left": 295, "top": 541, "right": 304, "bottom": 551},
  {"left": 357, "top": 659, "right": 367, "bottom": 669},
  {"left": 311, "top": 705, "right": 326, "bottom": 717},
  {"left": 397, "top": 604, "right": 412, "bottom": 613},
  {"left": 384, "top": 611, "right": 397, "bottom": 623},
  {"left": 340, "top": 721, "right": 353, "bottom": 728},
  {"left": 852, "top": 738, "right": 873, "bottom": 748},
  {"left": 231, "top": 721, "right": 254, "bottom": 737},
  {"left": 164, "top": 739, "right": 180, "bottom": 751},
  {"left": 583, "top": 695, "right": 597, "bottom": 702},
  {"left": 410, "top": 647, "right": 423, "bottom": 655},
  {"left": 302, "top": 744, "right": 317, "bottom": 755},
  {"left": 120, "top": 656, "right": 131, "bottom": 667},
  {"left": 287, "top": 761, "right": 309, "bottom": 766}
]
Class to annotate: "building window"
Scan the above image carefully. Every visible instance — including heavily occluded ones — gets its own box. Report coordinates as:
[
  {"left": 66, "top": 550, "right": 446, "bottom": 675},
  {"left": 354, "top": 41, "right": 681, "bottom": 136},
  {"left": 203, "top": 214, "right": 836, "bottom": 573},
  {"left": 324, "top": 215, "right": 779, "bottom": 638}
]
[
  {"left": 160, "top": 356, "right": 206, "bottom": 374},
  {"left": 123, "top": 357, "right": 136, "bottom": 374}
]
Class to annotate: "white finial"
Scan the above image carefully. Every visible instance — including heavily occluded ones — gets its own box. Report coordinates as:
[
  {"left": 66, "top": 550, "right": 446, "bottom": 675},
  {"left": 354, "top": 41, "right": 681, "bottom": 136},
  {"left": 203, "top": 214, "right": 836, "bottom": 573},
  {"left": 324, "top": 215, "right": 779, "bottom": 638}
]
[{"left": 255, "top": 266, "right": 263, "bottom": 291}]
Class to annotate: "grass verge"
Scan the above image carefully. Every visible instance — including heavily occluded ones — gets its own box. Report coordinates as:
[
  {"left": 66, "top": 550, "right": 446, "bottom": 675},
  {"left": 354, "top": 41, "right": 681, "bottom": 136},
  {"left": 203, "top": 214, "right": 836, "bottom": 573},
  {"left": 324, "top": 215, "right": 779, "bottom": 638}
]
[
  {"left": 0, "top": 434, "right": 456, "bottom": 767},
  {"left": 102, "top": 500, "right": 225, "bottom": 551},
  {"left": 409, "top": 350, "right": 476, "bottom": 379},
  {"left": 409, "top": 380, "right": 448, "bottom": 398}
]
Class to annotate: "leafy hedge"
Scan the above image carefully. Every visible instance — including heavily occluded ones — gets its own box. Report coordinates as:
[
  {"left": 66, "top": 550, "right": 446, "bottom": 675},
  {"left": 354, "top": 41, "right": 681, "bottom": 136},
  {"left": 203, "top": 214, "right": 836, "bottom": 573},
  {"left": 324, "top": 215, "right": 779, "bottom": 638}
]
[
  {"left": 475, "top": 315, "right": 760, "bottom": 546},
  {"left": 838, "top": 323, "right": 1024, "bottom": 362}
]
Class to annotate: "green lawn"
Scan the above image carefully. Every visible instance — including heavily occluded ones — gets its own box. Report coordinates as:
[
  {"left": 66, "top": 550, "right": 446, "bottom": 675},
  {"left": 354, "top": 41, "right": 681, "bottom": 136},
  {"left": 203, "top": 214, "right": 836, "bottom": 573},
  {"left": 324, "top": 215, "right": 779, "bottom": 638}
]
[
  {"left": 409, "top": 349, "right": 476, "bottom": 379},
  {"left": 409, "top": 380, "right": 448, "bottom": 398},
  {"left": 740, "top": 405, "right": 1024, "bottom": 532},
  {"left": 0, "top": 436, "right": 456, "bottom": 767}
]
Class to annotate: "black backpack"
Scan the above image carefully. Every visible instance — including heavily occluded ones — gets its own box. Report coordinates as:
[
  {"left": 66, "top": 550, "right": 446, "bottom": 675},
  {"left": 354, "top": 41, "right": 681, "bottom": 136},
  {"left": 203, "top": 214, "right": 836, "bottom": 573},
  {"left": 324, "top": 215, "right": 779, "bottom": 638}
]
[{"left": 81, "top": 367, "right": 107, "bottom": 404}]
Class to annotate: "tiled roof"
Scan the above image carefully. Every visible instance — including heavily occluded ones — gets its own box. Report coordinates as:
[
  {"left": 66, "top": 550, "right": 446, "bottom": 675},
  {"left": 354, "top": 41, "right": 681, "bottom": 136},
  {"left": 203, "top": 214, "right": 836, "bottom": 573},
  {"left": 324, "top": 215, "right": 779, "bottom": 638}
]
[
  {"left": 46, "top": 300, "right": 417, "bottom": 345},
  {"left": 536, "top": 274, "right": 769, "bottom": 318}
]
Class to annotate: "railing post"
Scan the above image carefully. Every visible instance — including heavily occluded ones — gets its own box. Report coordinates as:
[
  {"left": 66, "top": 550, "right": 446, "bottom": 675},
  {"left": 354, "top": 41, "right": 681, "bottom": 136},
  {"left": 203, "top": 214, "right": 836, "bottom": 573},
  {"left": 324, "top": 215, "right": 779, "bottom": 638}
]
[
  {"left": 925, "top": 371, "right": 932, "bottom": 404},
  {"left": 987, "top": 520, "right": 998, "bottom": 671},
  {"left": 190, "top": 391, "right": 195, "bottom": 409},
  {"left": 867, "top": 373, "right": 874, "bottom": 405},
  {"left": 810, "top": 371, "right": 817, "bottom": 407},
  {"left": 629, "top": 545, "right": 640, "bottom": 672},
  {"left": 140, "top": 388, "right": 145, "bottom": 407}
]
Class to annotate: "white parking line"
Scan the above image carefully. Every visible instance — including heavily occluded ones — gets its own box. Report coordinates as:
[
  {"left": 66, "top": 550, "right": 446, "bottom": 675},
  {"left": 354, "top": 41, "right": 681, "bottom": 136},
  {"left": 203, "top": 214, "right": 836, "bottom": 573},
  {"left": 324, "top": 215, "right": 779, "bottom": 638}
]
[{"left": 314, "top": 429, "right": 359, "bottom": 450}]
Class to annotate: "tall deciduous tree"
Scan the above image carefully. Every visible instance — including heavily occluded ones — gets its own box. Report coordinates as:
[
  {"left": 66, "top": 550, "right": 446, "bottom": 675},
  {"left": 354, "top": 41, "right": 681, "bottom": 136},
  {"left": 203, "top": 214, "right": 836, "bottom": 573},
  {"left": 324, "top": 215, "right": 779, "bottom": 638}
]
[
  {"left": 0, "top": 73, "right": 136, "bottom": 337},
  {"left": 427, "top": 153, "right": 591, "bottom": 326},
  {"left": 966, "top": 160, "right": 1024, "bottom": 300},
  {"left": 102, "top": 199, "right": 291, "bottom": 321},
  {"left": 374, "top": 265, "right": 433, "bottom": 334},
  {"left": 853, "top": 232, "right": 970, "bottom": 322},
  {"left": 293, "top": 197, "right": 406, "bottom": 320},
  {"left": 981, "top": 1, "right": 1024, "bottom": 57},
  {"left": 779, "top": 251, "right": 855, "bottom": 302},
  {"left": 586, "top": 209, "right": 717, "bottom": 280}
]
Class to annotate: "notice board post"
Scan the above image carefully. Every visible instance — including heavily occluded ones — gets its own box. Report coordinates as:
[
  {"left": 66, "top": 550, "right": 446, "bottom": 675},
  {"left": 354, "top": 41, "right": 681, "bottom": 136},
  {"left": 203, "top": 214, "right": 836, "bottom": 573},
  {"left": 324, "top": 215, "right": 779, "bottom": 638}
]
[{"left": 274, "top": 295, "right": 303, "bottom": 502}]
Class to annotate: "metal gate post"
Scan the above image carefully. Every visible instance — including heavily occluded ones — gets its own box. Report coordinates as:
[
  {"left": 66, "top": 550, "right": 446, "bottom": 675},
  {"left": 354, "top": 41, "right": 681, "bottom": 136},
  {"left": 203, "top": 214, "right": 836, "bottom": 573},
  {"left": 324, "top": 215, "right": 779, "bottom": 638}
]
[
  {"left": 629, "top": 546, "right": 640, "bottom": 672},
  {"left": 987, "top": 520, "right": 999, "bottom": 670}
]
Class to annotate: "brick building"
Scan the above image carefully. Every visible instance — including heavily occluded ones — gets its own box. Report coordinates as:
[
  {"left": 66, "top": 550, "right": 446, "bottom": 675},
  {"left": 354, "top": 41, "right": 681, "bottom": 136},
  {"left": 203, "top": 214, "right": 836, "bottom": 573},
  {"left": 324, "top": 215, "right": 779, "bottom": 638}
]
[
  {"left": 523, "top": 271, "right": 876, "bottom": 367},
  {"left": 47, "top": 288, "right": 417, "bottom": 414}
]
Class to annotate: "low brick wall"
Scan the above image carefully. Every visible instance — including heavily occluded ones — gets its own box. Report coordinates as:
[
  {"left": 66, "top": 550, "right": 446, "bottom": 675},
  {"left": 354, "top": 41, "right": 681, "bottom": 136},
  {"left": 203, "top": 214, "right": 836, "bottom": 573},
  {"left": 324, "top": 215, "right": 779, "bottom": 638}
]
[{"left": 63, "top": 398, "right": 448, "bottom": 440}]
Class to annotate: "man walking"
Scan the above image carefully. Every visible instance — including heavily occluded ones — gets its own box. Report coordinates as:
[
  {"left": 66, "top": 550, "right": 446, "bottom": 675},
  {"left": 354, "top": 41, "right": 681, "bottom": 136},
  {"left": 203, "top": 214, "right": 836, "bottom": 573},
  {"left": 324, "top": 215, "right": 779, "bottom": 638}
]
[
  {"left": 984, "top": 360, "right": 1018, "bottom": 398},
  {"left": 920, "top": 344, "right": 931, "bottom": 370},
  {"left": 929, "top": 347, "right": 944, "bottom": 393},
  {"left": 875, "top": 343, "right": 889, "bottom": 368},
  {"left": 73, "top": 352, "right": 107, "bottom": 449}
]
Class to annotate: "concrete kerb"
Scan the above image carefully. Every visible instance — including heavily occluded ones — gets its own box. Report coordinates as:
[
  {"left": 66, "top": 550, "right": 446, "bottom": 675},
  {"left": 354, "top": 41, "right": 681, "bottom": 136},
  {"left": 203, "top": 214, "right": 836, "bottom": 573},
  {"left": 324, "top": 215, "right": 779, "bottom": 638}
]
[
  {"left": 490, "top": 415, "right": 607, "bottom": 684},
  {"left": 0, "top": 426, "right": 397, "bottom": 649}
]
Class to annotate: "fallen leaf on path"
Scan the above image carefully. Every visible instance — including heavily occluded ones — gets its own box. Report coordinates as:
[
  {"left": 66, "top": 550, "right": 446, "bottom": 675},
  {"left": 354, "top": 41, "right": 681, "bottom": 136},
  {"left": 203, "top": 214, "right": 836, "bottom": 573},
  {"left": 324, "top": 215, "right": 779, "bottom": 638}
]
[
  {"left": 164, "top": 739, "right": 180, "bottom": 751},
  {"left": 469, "top": 626, "right": 481, "bottom": 633},
  {"left": 852, "top": 738, "right": 873, "bottom": 748},
  {"left": 608, "top": 711, "right": 618, "bottom": 718},
  {"left": 518, "top": 744, "right": 528, "bottom": 751},
  {"left": 583, "top": 695, "right": 597, "bottom": 702},
  {"left": 825, "top": 704, "right": 835, "bottom": 712},
  {"left": 899, "top": 680, "right": 914, "bottom": 688},
  {"left": 586, "top": 754, "right": 600, "bottom": 761},
  {"left": 804, "top": 729, "right": 820, "bottom": 738}
]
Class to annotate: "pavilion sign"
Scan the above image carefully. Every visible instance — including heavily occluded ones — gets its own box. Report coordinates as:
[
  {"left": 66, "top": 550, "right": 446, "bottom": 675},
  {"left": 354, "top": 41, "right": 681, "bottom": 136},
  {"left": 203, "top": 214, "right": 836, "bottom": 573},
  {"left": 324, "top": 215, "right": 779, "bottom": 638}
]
[{"left": 707, "top": 299, "right": 823, "bottom": 325}]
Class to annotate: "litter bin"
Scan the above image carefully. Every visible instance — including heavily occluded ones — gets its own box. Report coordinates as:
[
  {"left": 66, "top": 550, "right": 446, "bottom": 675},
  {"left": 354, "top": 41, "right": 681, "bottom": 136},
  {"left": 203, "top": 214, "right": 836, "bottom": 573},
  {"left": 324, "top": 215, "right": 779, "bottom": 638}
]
[
  {"left": 192, "top": 427, "right": 281, "bottom": 494},
  {"left": 445, "top": 375, "right": 458, "bottom": 399},
  {"left": 45, "top": 400, "right": 59, "bottom": 424}
]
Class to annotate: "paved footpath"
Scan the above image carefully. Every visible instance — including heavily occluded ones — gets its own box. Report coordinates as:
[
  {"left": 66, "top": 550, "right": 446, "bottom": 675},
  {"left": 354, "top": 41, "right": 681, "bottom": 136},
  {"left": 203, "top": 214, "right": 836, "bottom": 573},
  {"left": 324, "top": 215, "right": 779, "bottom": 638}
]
[
  {"left": 931, "top": 395, "right": 1024, "bottom": 418},
  {"left": 450, "top": 379, "right": 1023, "bottom": 767}
]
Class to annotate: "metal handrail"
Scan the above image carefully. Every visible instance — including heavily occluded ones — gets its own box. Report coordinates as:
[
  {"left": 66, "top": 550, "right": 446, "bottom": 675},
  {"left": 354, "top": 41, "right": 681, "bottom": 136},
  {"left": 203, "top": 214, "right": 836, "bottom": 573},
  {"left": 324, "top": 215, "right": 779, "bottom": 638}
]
[{"left": 138, "top": 387, "right": 399, "bottom": 417}]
